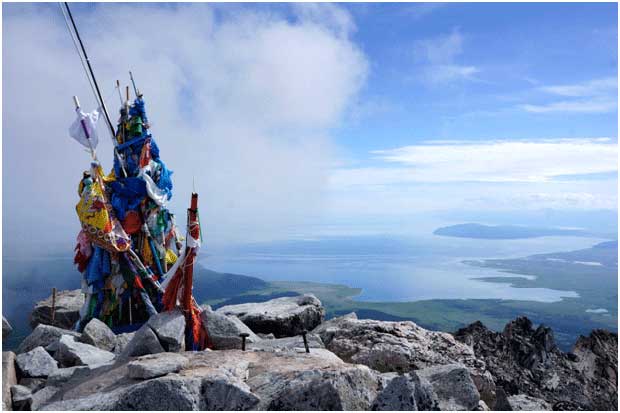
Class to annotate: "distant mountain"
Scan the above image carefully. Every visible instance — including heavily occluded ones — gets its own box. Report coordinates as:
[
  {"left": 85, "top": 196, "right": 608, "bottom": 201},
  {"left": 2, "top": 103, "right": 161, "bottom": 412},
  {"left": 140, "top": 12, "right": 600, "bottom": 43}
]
[{"left": 433, "top": 223, "right": 590, "bottom": 239}]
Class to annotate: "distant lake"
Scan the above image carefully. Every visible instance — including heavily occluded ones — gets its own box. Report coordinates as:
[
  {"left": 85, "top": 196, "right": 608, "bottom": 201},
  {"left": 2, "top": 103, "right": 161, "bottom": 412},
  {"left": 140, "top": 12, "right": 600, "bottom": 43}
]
[{"left": 201, "top": 234, "right": 608, "bottom": 303}]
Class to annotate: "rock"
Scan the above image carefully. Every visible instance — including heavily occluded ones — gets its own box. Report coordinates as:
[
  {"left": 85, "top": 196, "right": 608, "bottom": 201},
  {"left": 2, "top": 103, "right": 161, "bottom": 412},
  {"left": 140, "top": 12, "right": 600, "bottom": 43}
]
[
  {"left": 454, "top": 317, "right": 618, "bottom": 410},
  {"left": 11, "top": 384, "right": 32, "bottom": 410},
  {"left": 371, "top": 372, "right": 439, "bottom": 410},
  {"left": 39, "top": 348, "right": 384, "bottom": 411},
  {"left": 494, "top": 386, "right": 512, "bottom": 411},
  {"left": 118, "top": 324, "right": 165, "bottom": 359},
  {"left": 18, "top": 378, "right": 46, "bottom": 393},
  {"left": 17, "top": 324, "right": 81, "bottom": 354},
  {"left": 3, "top": 352, "right": 18, "bottom": 411},
  {"left": 247, "top": 333, "right": 324, "bottom": 353},
  {"left": 258, "top": 333, "right": 276, "bottom": 340},
  {"left": 200, "top": 306, "right": 260, "bottom": 350},
  {"left": 30, "top": 386, "right": 59, "bottom": 411},
  {"left": 46, "top": 365, "right": 101, "bottom": 387},
  {"left": 417, "top": 364, "right": 480, "bottom": 411},
  {"left": 217, "top": 294, "right": 325, "bottom": 338},
  {"left": 147, "top": 309, "right": 185, "bottom": 352},
  {"left": 30, "top": 289, "right": 84, "bottom": 330},
  {"left": 127, "top": 353, "right": 189, "bottom": 379},
  {"left": 54, "top": 335, "right": 115, "bottom": 368},
  {"left": 3, "top": 316, "right": 13, "bottom": 340},
  {"left": 313, "top": 312, "right": 494, "bottom": 406},
  {"left": 80, "top": 318, "right": 116, "bottom": 352},
  {"left": 507, "top": 394, "right": 552, "bottom": 410},
  {"left": 113, "top": 332, "right": 135, "bottom": 355},
  {"left": 15, "top": 347, "right": 58, "bottom": 378}
]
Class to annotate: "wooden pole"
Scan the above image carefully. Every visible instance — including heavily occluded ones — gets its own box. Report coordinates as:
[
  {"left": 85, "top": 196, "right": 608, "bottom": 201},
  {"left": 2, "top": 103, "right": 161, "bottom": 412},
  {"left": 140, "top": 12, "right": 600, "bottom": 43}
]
[
  {"left": 129, "top": 296, "right": 133, "bottom": 325},
  {"left": 183, "top": 193, "right": 200, "bottom": 348},
  {"left": 51, "top": 288, "right": 57, "bottom": 325}
]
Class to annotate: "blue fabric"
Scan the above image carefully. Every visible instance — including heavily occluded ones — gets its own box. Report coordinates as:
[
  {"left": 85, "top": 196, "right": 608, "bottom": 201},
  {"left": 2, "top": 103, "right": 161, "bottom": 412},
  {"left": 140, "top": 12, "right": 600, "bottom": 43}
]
[
  {"left": 84, "top": 246, "right": 111, "bottom": 292},
  {"left": 110, "top": 177, "right": 147, "bottom": 220},
  {"left": 130, "top": 97, "right": 148, "bottom": 124},
  {"left": 154, "top": 159, "right": 173, "bottom": 199}
]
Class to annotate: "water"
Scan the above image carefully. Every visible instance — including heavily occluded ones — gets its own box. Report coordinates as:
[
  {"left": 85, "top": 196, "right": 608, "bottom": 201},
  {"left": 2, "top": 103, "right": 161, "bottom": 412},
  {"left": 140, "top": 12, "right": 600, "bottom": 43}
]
[{"left": 201, "top": 234, "right": 607, "bottom": 303}]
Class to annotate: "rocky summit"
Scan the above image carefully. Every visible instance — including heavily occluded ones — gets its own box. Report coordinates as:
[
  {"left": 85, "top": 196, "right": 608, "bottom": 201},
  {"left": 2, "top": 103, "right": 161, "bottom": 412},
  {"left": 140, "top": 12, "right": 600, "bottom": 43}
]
[{"left": 1, "top": 292, "right": 617, "bottom": 411}]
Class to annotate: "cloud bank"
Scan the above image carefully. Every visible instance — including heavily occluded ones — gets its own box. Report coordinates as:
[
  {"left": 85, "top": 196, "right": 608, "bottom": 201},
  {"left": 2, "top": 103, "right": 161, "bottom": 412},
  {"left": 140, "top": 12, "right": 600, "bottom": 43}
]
[{"left": 2, "top": 3, "right": 367, "bottom": 250}]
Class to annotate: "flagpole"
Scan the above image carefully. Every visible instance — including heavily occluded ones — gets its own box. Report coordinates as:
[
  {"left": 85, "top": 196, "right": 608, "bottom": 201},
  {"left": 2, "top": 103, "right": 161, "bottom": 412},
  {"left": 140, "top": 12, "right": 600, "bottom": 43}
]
[
  {"left": 63, "top": 2, "right": 128, "bottom": 178},
  {"left": 73, "top": 95, "right": 97, "bottom": 161}
]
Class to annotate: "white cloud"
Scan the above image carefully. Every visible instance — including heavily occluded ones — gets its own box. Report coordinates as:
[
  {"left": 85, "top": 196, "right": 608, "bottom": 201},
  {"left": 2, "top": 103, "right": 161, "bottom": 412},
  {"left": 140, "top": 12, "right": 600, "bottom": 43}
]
[
  {"left": 540, "top": 77, "right": 617, "bottom": 97},
  {"left": 2, "top": 3, "right": 368, "bottom": 248},
  {"left": 330, "top": 138, "right": 618, "bottom": 186},
  {"left": 413, "top": 28, "right": 480, "bottom": 84},
  {"left": 520, "top": 99, "right": 617, "bottom": 114},
  {"left": 519, "top": 77, "right": 617, "bottom": 114}
]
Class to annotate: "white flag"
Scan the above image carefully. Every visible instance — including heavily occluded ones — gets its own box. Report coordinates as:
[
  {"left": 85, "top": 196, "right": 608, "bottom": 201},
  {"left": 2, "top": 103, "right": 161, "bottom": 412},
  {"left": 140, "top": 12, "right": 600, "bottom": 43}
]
[{"left": 69, "top": 108, "right": 99, "bottom": 149}]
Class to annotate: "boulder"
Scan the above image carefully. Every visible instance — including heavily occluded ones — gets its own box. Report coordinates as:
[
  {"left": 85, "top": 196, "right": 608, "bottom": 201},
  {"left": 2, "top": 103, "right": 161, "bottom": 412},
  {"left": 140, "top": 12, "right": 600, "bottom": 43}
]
[
  {"left": 113, "top": 332, "right": 135, "bottom": 355},
  {"left": 247, "top": 333, "right": 324, "bottom": 353},
  {"left": 80, "top": 318, "right": 116, "bottom": 352},
  {"left": 46, "top": 365, "right": 98, "bottom": 387},
  {"left": 30, "top": 386, "right": 59, "bottom": 411},
  {"left": 17, "top": 324, "right": 81, "bottom": 354},
  {"left": 18, "top": 378, "right": 46, "bottom": 393},
  {"left": 217, "top": 294, "right": 325, "bottom": 338},
  {"left": 371, "top": 372, "right": 439, "bottom": 410},
  {"left": 11, "top": 384, "right": 32, "bottom": 410},
  {"left": 15, "top": 346, "right": 58, "bottom": 378},
  {"left": 200, "top": 306, "right": 260, "bottom": 350},
  {"left": 3, "top": 316, "right": 12, "bottom": 340},
  {"left": 2, "top": 352, "right": 18, "bottom": 411},
  {"left": 54, "top": 335, "right": 115, "bottom": 368},
  {"left": 147, "top": 309, "right": 186, "bottom": 352},
  {"left": 118, "top": 324, "right": 165, "bottom": 359},
  {"left": 30, "top": 289, "right": 84, "bottom": 330},
  {"left": 127, "top": 353, "right": 189, "bottom": 379},
  {"left": 417, "top": 364, "right": 480, "bottom": 411},
  {"left": 39, "top": 348, "right": 387, "bottom": 411},
  {"left": 454, "top": 317, "right": 618, "bottom": 410},
  {"left": 313, "top": 312, "right": 494, "bottom": 405},
  {"left": 507, "top": 394, "right": 552, "bottom": 410}
]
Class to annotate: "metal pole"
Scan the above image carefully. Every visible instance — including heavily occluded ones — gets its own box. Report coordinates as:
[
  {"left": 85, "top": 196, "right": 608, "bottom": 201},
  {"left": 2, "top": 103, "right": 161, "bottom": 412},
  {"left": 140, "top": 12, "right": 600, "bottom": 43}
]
[{"left": 63, "top": 2, "right": 128, "bottom": 178}]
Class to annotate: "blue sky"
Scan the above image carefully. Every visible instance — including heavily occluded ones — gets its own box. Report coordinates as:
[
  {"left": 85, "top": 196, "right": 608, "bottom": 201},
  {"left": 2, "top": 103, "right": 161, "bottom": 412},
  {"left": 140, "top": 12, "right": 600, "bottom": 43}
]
[
  {"left": 2, "top": 2, "right": 618, "bottom": 250},
  {"left": 335, "top": 2, "right": 618, "bottom": 157}
]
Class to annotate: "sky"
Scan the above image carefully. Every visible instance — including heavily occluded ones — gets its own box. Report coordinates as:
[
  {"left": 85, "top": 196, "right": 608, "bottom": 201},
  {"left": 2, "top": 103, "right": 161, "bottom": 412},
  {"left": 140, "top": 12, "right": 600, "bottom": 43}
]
[{"left": 2, "top": 2, "right": 618, "bottom": 253}]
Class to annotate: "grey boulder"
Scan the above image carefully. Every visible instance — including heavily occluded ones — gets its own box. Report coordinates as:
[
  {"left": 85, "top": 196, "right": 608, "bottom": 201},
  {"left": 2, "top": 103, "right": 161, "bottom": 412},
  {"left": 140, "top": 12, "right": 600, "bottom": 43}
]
[
  {"left": 80, "top": 318, "right": 116, "bottom": 352},
  {"left": 216, "top": 294, "right": 325, "bottom": 338},
  {"left": 313, "top": 312, "right": 494, "bottom": 406},
  {"left": 11, "top": 384, "right": 32, "bottom": 410},
  {"left": 248, "top": 333, "right": 324, "bottom": 353},
  {"left": 15, "top": 346, "right": 58, "bottom": 378},
  {"left": 372, "top": 372, "right": 439, "bottom": 411},
  {"left": 17, "top": 324, "right": 81, "bottom": 354},
  {"left": 113, "top": 332, "right": 135, "bottom": 355},
  {"left": 118, "top": 324, "right": 164, "bottom": 359},
  {"left": 417, "top": 364, "right": 480, "bottom": 411},
  {"left": 507, "top": 394, "right": 552, "bottom": 410},
  {"left": 147, "top": 309, "right": 186, "bottom": 352},
  {"left": 54, "top": 335, "right": 115, "bottom": 368},
  {"left": 30, "top": 289, "right": 84, "bottom": 330},
  {"left": 127, "top": 353, "right": 189, "bottom": 379},
  {"left": 18, "top": 378, "right": 47, "bottom": 393},
  {"left": 200, "top": 306, "right": 260, "bottom": 350}
]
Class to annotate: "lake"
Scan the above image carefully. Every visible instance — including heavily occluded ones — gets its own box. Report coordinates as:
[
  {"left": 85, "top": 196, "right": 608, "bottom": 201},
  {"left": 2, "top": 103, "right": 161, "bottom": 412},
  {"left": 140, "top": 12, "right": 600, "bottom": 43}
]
[{"left": 200, "top": 234, "right": 608, "bottom": 303}]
